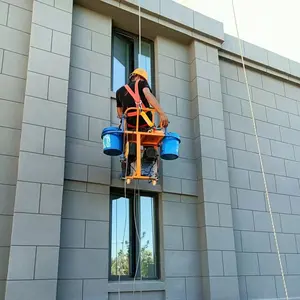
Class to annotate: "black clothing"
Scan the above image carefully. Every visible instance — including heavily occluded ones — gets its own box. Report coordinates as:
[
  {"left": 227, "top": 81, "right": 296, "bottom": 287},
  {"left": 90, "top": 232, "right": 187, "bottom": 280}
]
[{"left": 116, "top": 80, "right": 153, "bottom": 127}]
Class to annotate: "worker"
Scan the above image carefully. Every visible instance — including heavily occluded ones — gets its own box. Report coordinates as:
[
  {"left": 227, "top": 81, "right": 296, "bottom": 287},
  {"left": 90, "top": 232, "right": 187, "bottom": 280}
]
[
  {"left": 116, "top": 68, "right": 169, "bottom": 129},
  {"left": 116, "top": 68, "right": 169, "bottom": 179}
]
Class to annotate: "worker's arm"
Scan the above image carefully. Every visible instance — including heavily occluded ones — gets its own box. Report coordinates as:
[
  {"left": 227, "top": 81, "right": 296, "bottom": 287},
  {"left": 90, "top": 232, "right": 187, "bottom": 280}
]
[
  {"left": 143, "top": 87, "right": 169, "bottom": 127},
  {"left": 117, "top": 107, "right": 123, "bottom": 119},
  {"left": 116, "top": 90, "right": 123, "bottom": 119}
]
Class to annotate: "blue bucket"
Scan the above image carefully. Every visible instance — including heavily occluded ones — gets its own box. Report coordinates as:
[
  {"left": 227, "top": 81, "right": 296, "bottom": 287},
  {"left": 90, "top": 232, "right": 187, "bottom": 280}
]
[
  {"left": 101, "top": 127, "right": 123, "bottom": 156},
  {"left": 160, "top": 132, "right": 181, "bottom": 160}
]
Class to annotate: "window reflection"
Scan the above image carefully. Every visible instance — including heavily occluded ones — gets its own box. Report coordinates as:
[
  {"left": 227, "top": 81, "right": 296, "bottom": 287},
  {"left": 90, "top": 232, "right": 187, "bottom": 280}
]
[
  {"left": 110, "top": 191, "right": 158, "bottom": 280},
  {"left": 111, "top": 197, "right": 130, "bottom": 276},
  {"left": 140, "top": 196, "right": 157, "bottom": 278},
  {"left": 112, "top": 30, "right": 154, "bottom": 92},
  {"left": 112, "top": 34, "right": 134, "bottom": 92},
  {"left": 139, "top": 41, "right": 152, "bottom": 88}
]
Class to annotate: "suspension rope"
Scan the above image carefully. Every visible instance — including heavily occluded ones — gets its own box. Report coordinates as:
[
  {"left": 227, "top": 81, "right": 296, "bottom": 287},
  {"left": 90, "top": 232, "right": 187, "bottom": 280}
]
[
  {"left": 135, "top": 1, "right": 143, "bottom": 299},
  {"left": 132, "top": 180, "right": 143, "bottom": 298},
  {"left": 231, "top": 1, "right": 289, "bottom": 299},
  {"left": 138, "top": 0, "right": 142, "bottom": 67},
  {"left": 118, "top": 128, "right": 129, "bottom": 300},
  {"left": 138, "top": 182, "right": 143, "bottom": 300},
  {"left": 119, "top": 2, "right": 142, "bottom": 299}
]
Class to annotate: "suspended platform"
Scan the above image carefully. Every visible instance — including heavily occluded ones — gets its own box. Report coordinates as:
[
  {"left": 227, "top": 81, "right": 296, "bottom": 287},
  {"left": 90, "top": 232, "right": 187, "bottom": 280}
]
[{"left": 101, "top": 107, "right": 181, "bottom": 186}]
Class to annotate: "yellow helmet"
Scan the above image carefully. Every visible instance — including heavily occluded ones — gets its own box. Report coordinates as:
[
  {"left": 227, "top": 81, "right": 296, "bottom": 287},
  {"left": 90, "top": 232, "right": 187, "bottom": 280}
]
[{"left": 130, "top": 68, "right": 148, "bottom": 81}]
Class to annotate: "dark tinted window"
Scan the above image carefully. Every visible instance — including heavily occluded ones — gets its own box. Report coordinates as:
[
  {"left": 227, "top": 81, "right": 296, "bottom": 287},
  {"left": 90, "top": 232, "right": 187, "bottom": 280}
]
[
  {"left": 112, "top": 29, "right": 155, "bottom": 93},
  {"left": 109, "top": 189, "right": 159, "bottom": 280}
]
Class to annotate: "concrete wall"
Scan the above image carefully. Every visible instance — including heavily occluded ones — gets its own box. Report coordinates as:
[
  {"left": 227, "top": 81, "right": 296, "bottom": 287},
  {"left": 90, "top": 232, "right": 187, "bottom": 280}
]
[
  {"left": 3, "top": 0, "right": 73, "bottom": 299},
  {"left": 58, "top": 8, "right": 202, "bottom": 300},
  {"left": 156, "top": 36, "right": 196, "bottom": 195},
  {"left": 157, "top": 36, "right": 202, "bottom": 300},
  {"left": 57, "top": 8, "right": 113, "bottom": 298},
  {"left": 162, "top": 192, "right": 201, "bottom": 300},
  {"left": 65, "top": 5, "right": 112, "bottom": 185},
  {"left": 57, "top": 6, "right": 237, "bottom": 298},
  {"left": 57, "top": 180, "right": 110, "bottom": 300},
  {"left": 0, "top": 0, "right": 32, "bottom": 298},
  {"left": 220, "top": 58, "right": 300, "bottom": 299}
]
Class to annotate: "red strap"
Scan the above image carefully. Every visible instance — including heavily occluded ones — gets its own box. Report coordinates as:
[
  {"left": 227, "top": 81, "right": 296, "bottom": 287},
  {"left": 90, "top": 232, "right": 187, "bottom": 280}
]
[
  {"left": 127, "top": 111, "right": 138, "bottom": 117},
  {"left": 124, "top": 83, "right": 139, "bottom": 103},
  {"left": 124, "top": 80, "right": 146, "bottom": 108},
  {"left": 127, "top": 123, "right": 148, "bottom": 128},
  {"left": 124, "top": 80, "right": 147, "bottom": 118},
  {"left": 135, "top": 79, "right": 140, "bottom": 101}
]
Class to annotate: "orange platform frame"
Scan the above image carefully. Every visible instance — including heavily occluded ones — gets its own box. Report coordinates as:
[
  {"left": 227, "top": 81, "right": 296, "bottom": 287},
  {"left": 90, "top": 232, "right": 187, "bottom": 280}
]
[{"left": 122, "top": 107, "right": 165, "bottom": 185}]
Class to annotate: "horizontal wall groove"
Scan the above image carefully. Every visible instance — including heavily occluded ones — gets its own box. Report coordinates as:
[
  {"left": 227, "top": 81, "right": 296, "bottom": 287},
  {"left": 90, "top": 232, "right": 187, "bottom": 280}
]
[
  {"left": 227, "top": 145, "right": 299, "bottom": 164},
  {"left": 31, "top": 22, "right": 71, "bottom": 36},
  {"left": 0, "top": 97, "right": 24, "bottom": 105},
  {"left": 2, "top": 1, "right": 32, "bottom": 12},
  {"left": 69, "top": 88, "right": 111, "bottom": 99},
  {"left": 0, "top": 48, "right": 29, "bottom": 58},
  {"left": 71, "top": 44, "right": 110, "bottom": 58},
  {"left": 6, "top": 24, "right": 31, "bottom": 35},
  {"left": 35, "top": 0, "right": 72, "bottom": 14},
  {"left": 18, "top": 179, "right": 63, "bottom": 187},
  {"left": 13, "top": 211, "right": 61, "bottom": 217},
  {"left": 69, "top": 62, "right": 111, "bottom": 77},
  {"left": 226, "top": 111, "right": 300, "bottom": 133},
  {"left": 219, "top": 51, "right": 300, "bottom": 85},
  {"left": 0, "top": 24, "right": 30, "bottom": 37},
  {"left": 24, "top": 94, "right": 68, "bottom": 106},
  {"left": 229, "top": 163, "right": 300, "bottom": 182},
  {"left": 26, "top": 70, "right": 70, "bottom": 82},
  {"left": 71, "top": 23, "right": 111, "bottom": 38},
  {"left": 66, "top": 110, "right": 110, "bottom": 122},
  {"left": 30, "top": 46, "right": 71, "bottom": 60},
  {"left": 5, "top": 278, "right": 59, "bottom": 281},
  {"left": 60, "top": 247, "right": 109, "bottom": 250}
]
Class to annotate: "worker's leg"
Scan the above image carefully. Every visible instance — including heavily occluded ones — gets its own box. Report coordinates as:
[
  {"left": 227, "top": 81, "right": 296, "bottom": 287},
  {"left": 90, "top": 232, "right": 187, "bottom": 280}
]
[
  {"left": 121, "top": 160, "right": 128, "bottom": 178},
  {"left": 121, "top": 126, "right": 135, "bottom": 179},
  {"left": 152, "top": 159, "right": 158, "bottom": 177}
]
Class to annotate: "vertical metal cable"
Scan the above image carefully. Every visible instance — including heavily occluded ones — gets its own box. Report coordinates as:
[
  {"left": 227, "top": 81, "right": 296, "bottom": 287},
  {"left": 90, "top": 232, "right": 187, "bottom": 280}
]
[
  {"left": 138, "top": 0, "right": 142, "bottom": 67},
  {"left": 118, "top": 129, "right": 129, "bottom": 300},
  {"left": 231, "top": 1, "right": 289, "bottom": 299}
]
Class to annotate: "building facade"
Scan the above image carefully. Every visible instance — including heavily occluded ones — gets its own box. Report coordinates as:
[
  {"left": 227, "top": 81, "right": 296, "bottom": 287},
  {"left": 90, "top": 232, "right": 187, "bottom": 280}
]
[{"left": 1, "top": 0, "right": 300, "bottom": 299}]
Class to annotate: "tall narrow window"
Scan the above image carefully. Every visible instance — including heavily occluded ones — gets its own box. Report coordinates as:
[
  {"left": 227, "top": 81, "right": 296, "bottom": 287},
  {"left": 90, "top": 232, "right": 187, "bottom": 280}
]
[
  {"left": 109, "top": 189, "right": 160, "bottom": 280},
  {"left": 111, "top": 28, "right": 155, "bottom": 93},
  {"left": 112, "top": 33, "right": 134, "bottom": 92},
  {"left": 140, "top": 195, "right": 158, "bottom": 279},
  {"left": 110, "top": 196, "right": 130, "bottom": 276}
]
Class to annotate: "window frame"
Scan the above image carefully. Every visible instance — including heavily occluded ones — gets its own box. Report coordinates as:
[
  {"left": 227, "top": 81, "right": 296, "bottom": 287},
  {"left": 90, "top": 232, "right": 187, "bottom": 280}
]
[
  {"left": 111, "top": 27, "right": 156, "bottom": 94},
  {"left": 108, "top": 188, "right": 161, "bottom": 281}
]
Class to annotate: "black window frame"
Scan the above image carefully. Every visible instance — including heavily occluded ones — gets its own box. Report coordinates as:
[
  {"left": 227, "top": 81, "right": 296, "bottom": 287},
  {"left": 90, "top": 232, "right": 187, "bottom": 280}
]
[
  {"left": 108, "top": 188, "right": 160, "bottom": 281},
  {"left": 111, "top": 27, "right": 156, "bottom": 94}
]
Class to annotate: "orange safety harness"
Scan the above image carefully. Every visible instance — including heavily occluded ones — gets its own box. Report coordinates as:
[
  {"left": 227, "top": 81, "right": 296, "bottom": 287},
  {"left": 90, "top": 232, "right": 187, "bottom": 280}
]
[
  {"left": 124, "top": 79, "right": 150, "bottom": 128},
  {"left": 124, "top": 79, "right": 146, "bottom": 117}
]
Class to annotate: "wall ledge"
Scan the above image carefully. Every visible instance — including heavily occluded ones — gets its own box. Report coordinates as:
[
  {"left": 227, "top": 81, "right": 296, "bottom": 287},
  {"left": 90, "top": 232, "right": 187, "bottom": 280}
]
[
  {"left": 115, "top": 1, "right": 300, "bottom": 80},
  {"left": 221, "top": 34, "right": 300, "bottom": 82},
  {"left": 219, "top": 51, "right": 300, "bottom": 86},
  {"left": 120, "top": 0, "right": 224, "bottom": 42},
  {"left": 108, "top": 280, "right": 165, "bottom": 292}
]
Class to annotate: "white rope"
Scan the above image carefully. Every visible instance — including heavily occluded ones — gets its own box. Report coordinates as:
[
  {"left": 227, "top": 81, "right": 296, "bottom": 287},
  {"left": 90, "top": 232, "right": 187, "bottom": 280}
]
[
  {"left": 118, "top": 130, "right": 129, "bottom": 300},
  {"left": 138, "top": 0, "right": 142, "bottom": 67},
  {"left": 116, "top": 192, "right": 118, "bottom": 279},
  {"left": 231, "top": 1, "right": 289, "bottom": 299},
  {"left": 136, "top": 1, "right": 143, "bottom": 297},
  {"left": 132, "top": 180, "right": 143, "bottom": 299},
  {"left": 117, "top": 0, "right": 142, "bottom": 297},
  {"left": 138, "top": 183, "right": 143, "bottom": 300}
]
